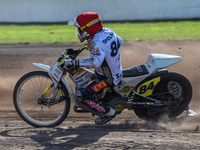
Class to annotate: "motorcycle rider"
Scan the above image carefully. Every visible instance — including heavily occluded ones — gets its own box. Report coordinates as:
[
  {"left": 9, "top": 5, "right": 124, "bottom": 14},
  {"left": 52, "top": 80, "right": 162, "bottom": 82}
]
[{"left": 66, "top": 12, "right": 123, "bottom": 125}]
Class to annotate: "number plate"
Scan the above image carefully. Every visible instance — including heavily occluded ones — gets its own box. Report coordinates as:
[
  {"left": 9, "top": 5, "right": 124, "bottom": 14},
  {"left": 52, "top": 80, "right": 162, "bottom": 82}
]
[
  {"left": 137, "top": 77, "right": 160, "bottom": 96},
  {"left": 48, "top": 62, "right": 63, "bottom": 87}
]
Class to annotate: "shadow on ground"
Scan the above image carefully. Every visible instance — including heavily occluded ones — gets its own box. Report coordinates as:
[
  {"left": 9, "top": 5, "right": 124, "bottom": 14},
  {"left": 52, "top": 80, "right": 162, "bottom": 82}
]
[{"left": 0, "top": 121, "right": 167, "bottom": 149}]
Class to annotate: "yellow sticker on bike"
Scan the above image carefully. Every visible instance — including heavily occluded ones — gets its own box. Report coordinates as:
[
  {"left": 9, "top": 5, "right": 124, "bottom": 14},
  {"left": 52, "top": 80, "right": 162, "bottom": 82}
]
[
  {"left": 57, "top": 50, "right": 67, "bottom": 66},
  {"left": 137, "top": 77, "right": 160, "bottom": 96}
]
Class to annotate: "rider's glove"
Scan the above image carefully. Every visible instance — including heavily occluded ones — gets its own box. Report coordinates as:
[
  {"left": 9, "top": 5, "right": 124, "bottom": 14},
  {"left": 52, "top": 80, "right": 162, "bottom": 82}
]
[
  {"left": 64, "top": 59, "right": 79, "bottom": 68},
  {"left": 66, "top": 48, "right": 78, "bottom": 55},
  {"left": 64, "top": 59, "right": 74, "bottom": 67}
]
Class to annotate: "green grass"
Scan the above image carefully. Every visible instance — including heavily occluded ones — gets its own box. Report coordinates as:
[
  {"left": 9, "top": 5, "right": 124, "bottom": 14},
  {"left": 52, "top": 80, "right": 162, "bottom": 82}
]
[{"left": 0, "top": 21, "right": 200, "bottom": 44}]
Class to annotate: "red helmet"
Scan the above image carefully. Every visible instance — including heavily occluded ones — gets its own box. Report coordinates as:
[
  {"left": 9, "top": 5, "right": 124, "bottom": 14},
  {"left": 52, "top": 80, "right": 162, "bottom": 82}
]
[{"left": 68, "top": 12, "right": 103, "bottom": 42}]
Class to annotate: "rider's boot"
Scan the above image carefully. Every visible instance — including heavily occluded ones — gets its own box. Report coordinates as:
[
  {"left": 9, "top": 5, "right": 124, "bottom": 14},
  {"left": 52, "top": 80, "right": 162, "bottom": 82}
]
[{"left": 95, "top": 107, "right": 116, "bottom": 126}]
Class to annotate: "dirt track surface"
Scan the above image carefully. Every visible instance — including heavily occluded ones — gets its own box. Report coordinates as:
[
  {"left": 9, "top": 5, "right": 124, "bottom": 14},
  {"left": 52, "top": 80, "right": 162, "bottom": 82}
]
[{"left": 0, "top": 41, "right": 200, "bottom": 149}]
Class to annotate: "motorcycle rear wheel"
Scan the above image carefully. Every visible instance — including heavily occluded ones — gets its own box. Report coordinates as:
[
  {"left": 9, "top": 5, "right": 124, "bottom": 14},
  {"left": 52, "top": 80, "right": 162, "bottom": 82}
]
[
  {"left": 13, "top": 71, "right": 70, "bottom": 128},
  {"left": 134, "top": 72, "right": 192, "bottom": 121}
]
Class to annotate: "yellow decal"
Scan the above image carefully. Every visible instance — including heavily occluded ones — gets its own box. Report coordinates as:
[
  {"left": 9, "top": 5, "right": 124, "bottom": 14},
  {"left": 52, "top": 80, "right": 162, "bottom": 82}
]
[
  {"left": 57, "top": 50, "right": 67, "bottom": 66},
  {"left": 103, "top": 87, "right": 110, "bottom": 92},
  {"left": 91, "top": 80, "right": 107, "bottom": 92},
  {"left": 119, "top": 86, "right": 134, "bottom": 93},
  {"left": 44, "top": 86, "right": 53, "bottom": 95},
  {"left": 115, "top": 104, "right": 124, "bottom": 112},
  {"left": 74, "top": 68, "right": 85, "bottom": 75},
  {"left": 58, "top": 89, "right": 63, "bottom": 97},
  {"left": 137, "top": 77, "right": 160, "bottom": 96}
]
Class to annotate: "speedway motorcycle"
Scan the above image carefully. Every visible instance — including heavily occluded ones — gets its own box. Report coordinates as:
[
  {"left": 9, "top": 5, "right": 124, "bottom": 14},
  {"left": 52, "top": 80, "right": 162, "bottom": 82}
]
[{"left": 13, "top": 45, "right": 193, "bottom": 128}]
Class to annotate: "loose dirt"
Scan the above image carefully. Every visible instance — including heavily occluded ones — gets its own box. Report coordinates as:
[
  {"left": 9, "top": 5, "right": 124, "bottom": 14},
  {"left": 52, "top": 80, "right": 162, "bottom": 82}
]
[{"left": 0, "top": 41, "right": 200, "bottom": 149}]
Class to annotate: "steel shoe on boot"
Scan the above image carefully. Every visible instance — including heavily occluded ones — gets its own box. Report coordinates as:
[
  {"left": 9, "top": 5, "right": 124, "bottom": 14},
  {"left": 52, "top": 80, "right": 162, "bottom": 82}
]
[{"left": 95, "top": 108, "right": 116, "bottom": 126}]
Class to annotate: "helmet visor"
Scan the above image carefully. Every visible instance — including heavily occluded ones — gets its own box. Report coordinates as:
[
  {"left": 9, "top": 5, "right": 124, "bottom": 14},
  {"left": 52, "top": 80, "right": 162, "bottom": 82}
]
[{"left": 68, "top": 17, "right": 80, "bottom": 27}]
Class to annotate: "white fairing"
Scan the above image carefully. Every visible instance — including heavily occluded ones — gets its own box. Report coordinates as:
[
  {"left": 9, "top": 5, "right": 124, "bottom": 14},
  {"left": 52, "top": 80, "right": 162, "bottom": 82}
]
[
  {"left": 33, "top": 63, "right": 50, "bottom": 71},
  {"left": 114, "top": 74, "right": 149, "bottom": 98},
  {"left": 114, "top": 54, "right": 182, "bottom": 98},
  {"left": 145, "top": 54, "right": 182, "bottom": 74}
]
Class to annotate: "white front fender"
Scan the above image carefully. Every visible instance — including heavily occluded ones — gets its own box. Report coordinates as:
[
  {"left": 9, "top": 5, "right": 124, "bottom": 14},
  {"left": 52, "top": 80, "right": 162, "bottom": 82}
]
[{"left": 33, "top": 63, "right": 50, "bottom": 71}]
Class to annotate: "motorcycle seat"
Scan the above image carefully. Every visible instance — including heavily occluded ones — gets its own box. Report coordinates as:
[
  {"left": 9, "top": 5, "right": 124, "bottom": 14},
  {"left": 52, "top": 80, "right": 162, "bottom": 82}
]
[{"left": 122, "top": 65, "right": 149, "bottom": 77}]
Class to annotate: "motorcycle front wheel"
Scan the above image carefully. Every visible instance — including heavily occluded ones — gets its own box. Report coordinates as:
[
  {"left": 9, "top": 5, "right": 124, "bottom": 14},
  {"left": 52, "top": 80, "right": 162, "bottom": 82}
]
[{"left": 13, "top": 71, "right": 70, "bottom": 128}]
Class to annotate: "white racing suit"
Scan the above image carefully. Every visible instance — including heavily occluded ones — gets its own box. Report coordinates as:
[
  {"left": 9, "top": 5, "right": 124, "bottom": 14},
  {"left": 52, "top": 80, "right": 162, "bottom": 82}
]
[{"left": 76, "top": 28, "right": 123, "bottom": 116}]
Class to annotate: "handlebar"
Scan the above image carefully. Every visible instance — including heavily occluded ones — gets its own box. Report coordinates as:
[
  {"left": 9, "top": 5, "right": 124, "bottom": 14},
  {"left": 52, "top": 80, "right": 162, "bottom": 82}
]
[
  {"left": 66, "top": 44, "right": 88, "bottom": 60},
  {"left": 61, "top": 44, "right": 88, "bottom": 73}
]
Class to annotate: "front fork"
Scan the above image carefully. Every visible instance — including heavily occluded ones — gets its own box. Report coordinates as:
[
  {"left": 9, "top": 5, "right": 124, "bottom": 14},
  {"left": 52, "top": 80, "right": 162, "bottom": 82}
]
[{"left": 43, "top": 83, "right": 63, "bottom": 106}]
